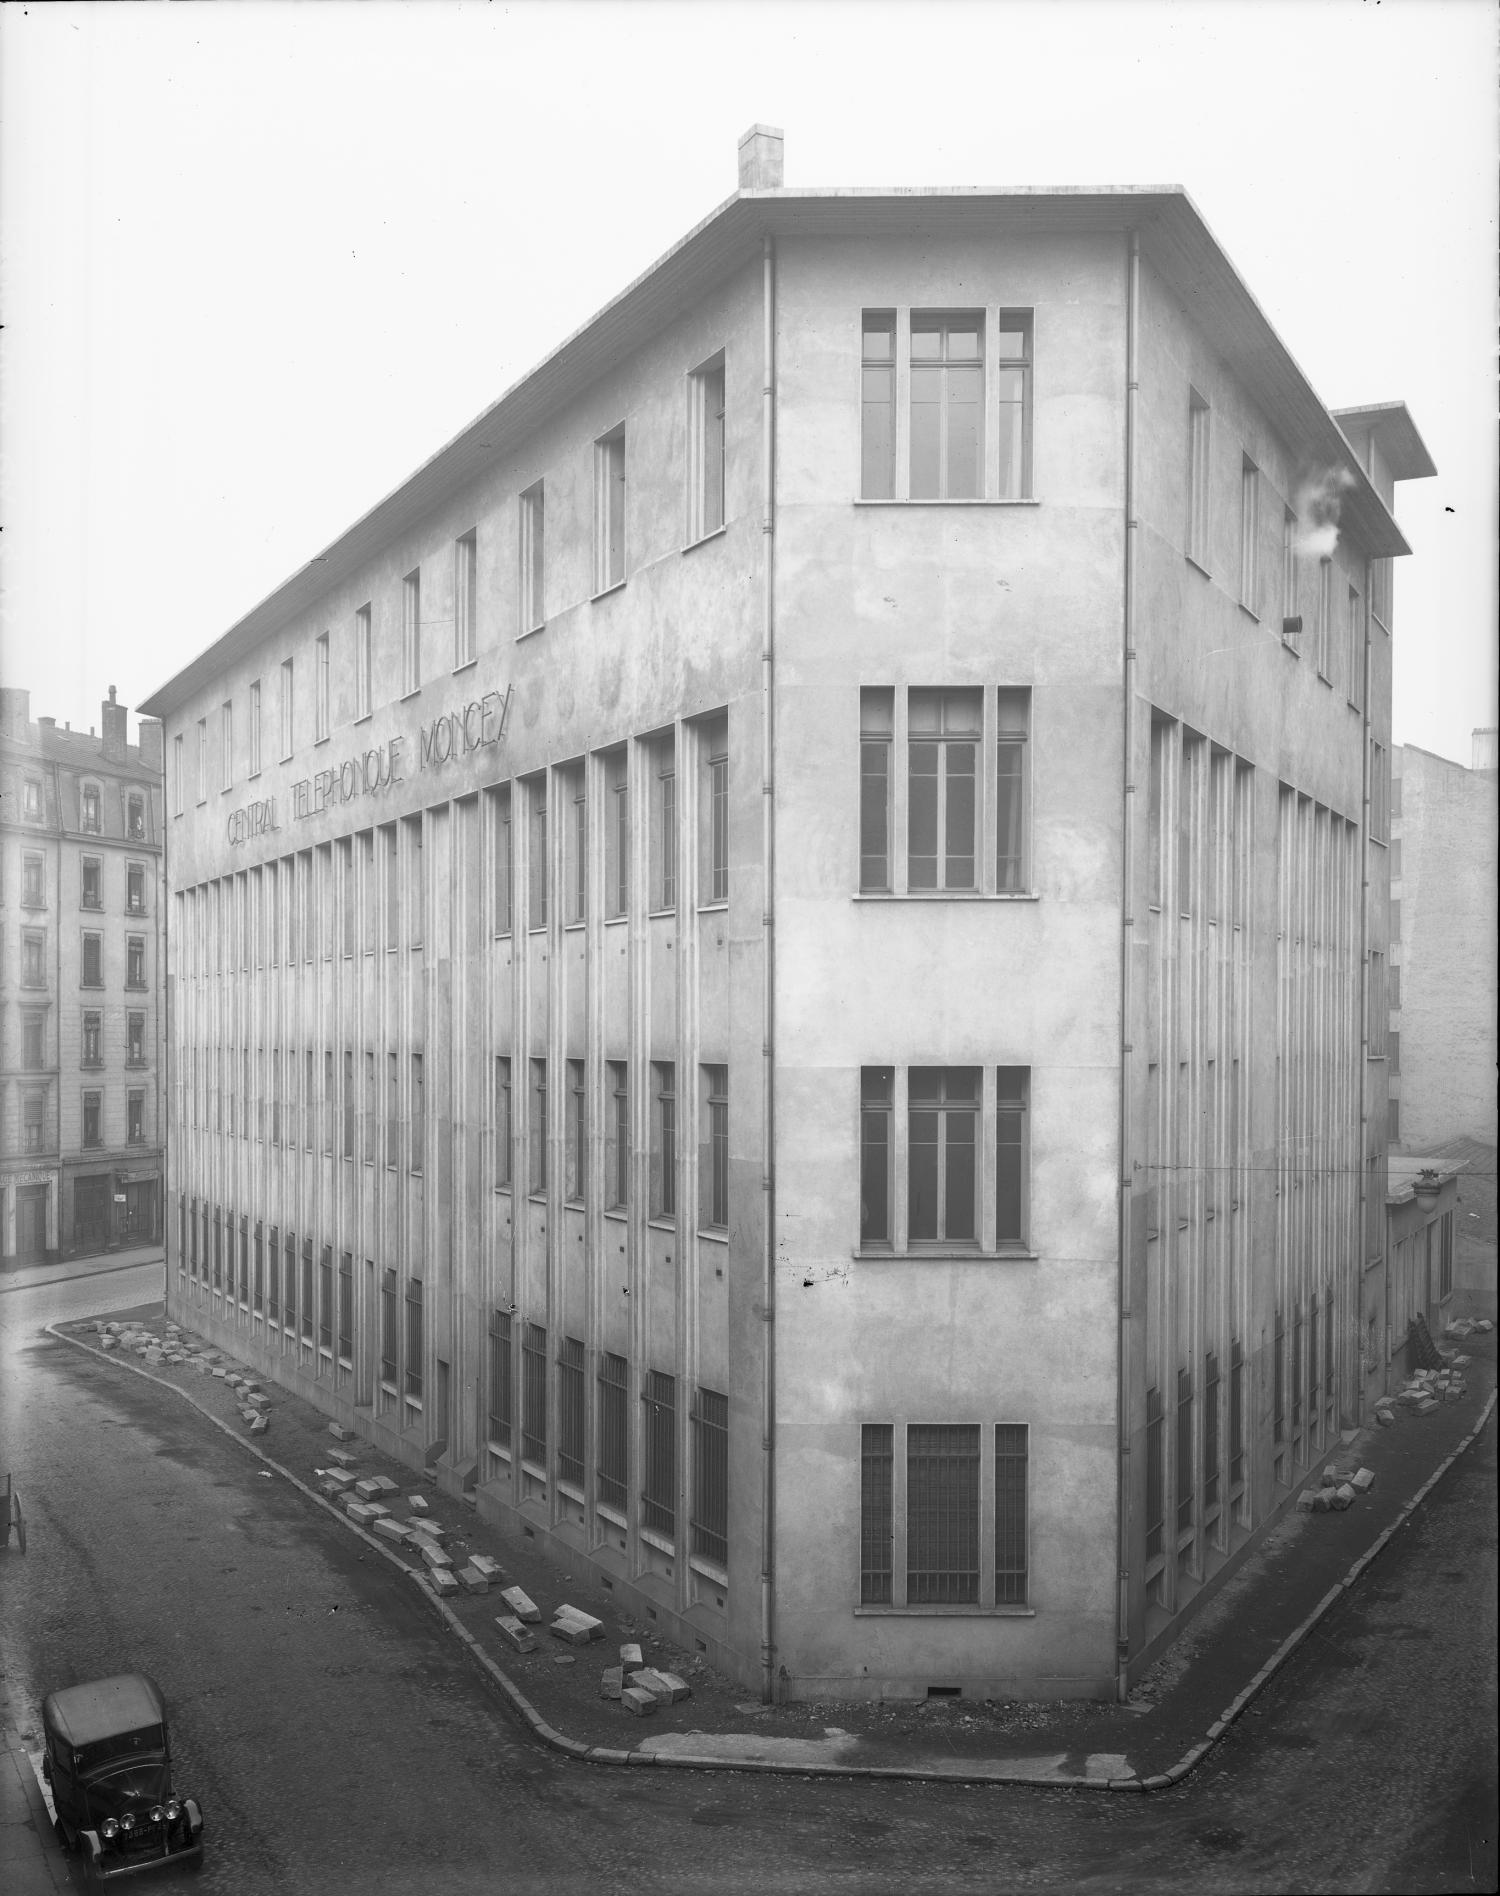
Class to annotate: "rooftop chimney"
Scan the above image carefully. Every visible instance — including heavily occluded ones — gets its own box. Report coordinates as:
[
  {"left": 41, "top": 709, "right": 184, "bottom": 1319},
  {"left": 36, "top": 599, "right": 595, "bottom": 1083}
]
[
  {"left": 1473, "top": 727, "right": 1499, "bottom": 773},
  {"left": 738, "top": 124, "right": 784, "bottom": 192},
  {"left": 101, "top": 684, "right": 128, "bottom": 763},
  {"left": 137, "top": 717, "right": 164, "bottom": 777}
]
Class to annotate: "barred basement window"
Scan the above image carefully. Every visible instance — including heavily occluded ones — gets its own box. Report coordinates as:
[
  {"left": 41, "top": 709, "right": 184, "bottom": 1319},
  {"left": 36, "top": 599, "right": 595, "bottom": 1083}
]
[
  {"left": 404, "top": 1277, "right": 424, "bottom": 1409},
  {"left": 558, "top": 1337, "right": 585, "bottom": 1488},
  {"left": 319, "top": 1247, "right": 334, "bottom": 1352},
  {"left": 379, "top": 1268, "right": 397, "bottom": 1389},
  {"left": 860, "top": 1423, "right": 894, "bottom": 1603},
  {"left": 301, "top": 1239, "right": 314, "bottom": 1346},
  {"left": 642, "top": 1369, "right": 677, "bottom": 1539},
  {"left": 994, "top": 1423, "right": 1029, "bottom": 1606},
  {"left": 1144, "top": 1385, "right": 1164, "bottom": 1561},
  {"left": 597, "top": 1353, "right": 629, "bottom": 1511},
  {"left": 1202, "top": 1351, "right": 1220, "bottom": 1515},
  {"left": 908, "top": 1423, "right": 979, "bottom": 1604},
  {"left": 487, "top": 1310, "right": 513, "bottom": 1450},
  {"left": 338, "top": 1251, "right": 353, "bottom": 1362},
  {"left": 1229, "top": 1339, "right": 1244, "bottom": 1489},
  {"left": 1175, "top": 1366, "right": 1194, "bottom": 1536},
  {"left": 691, "top": 1387, "right": 729, "bottom": 1568},
  {"left": 521, "top": 1322, "right": 548, "bottom": 1465}
]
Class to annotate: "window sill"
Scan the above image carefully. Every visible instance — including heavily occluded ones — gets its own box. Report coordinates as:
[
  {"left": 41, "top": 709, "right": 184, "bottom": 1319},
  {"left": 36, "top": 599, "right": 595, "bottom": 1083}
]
[
  {"left": 682, "top": 525, "right": 728, "bottom": 553},
  {"left": 1237, "top": 603, "right": 1260, "bottom": 623},
  {"left": 452, "top": 658, "right": 478, "bottom": 676},
  {"left": 352, "top": 711, "right": 372, "bottom": 727},
  {"left": 1185, "top": 554, "right": 1211, "bottom": 580},
  {"left": 400, "top": 688, "right": 423, "bottom": 705},
  {"left": 852, "top": 891, "right": 1038, "bottom": 903},
  {"left": 597, "top": 1501, "right": 628, "bottom": 1530},
  {"left": 563, "top": 920, "right": 585, "bottom": 933},
  {"left": 853, "top": 497, "right": 1040, "bottom": 508},
  {"left": 697, "top": 1227, "right": 729, "bottom": 1246},
  {"left": 854, "top": 1604, "right": 1034, "bottom": 1618},
  {"left": 603, "top": 913, "right": 627, "bottom": 927},
  {"left": 690, "top": 1554, "right": 729, "bottom": 1586},
  {"left": 313, "top": 734, "right": 331, "bottom": 748},
  {"left": 520, "top": 1459, "right": 547, "bottom": 1483},
  {"left": 558, "top": 1478, "right": 586, "bottom": 1505},
  {"left": 855, "top": 1247, "right": 1036, "bottom": 1263},
  {"left": 603, "top": 1207, "right": 628, "bottom": 1223},
  {"left": 647, "top": 907, "right": 677, "bottom": 921},
  {"left": 1317, "top": 672, "right": 1333, "bottom": 688},
  {"left": 516, "top": 623, "right": 546, "bottom": 642},
  {"left": 697, "top": 900, "right": 729, "bottom": 915},
  {"left": 591, "top": 580, "right": 627, "bottom": 603},
  {"left": 640, "top": 1526, "right": 676, "bottom": 1557},
  {"left": 647, "top": 1216, "right": 677, "bottom": 1233}
]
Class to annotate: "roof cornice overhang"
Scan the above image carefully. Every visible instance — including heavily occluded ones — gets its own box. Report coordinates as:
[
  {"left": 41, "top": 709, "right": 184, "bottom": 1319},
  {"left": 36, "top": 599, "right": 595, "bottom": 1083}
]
[
  {"left": 140, "top": 184, "right": 1412, "bottom": 719},
  {"left": 1332, "top": 402, "right": 1438, "bottom": 481}
]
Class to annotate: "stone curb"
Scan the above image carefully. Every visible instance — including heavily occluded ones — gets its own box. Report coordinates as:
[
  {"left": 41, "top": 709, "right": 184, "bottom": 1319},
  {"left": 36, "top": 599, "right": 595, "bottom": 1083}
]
[{"left": 44, "top": 1322, "right": 1497, "bottom": 1795}]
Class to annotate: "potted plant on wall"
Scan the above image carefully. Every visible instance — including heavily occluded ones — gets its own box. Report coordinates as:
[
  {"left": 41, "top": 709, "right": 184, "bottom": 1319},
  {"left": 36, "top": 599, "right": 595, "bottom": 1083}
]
[{"left": 1412, "top": 1167, "right": 1442, "bottom": 1204}]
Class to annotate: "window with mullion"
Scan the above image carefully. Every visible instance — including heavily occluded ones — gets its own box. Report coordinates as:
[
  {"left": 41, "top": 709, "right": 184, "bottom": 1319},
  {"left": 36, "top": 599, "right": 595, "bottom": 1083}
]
[
  {"left": 487, "top": 1309, "right": 513, "bottom": 1449},
  {"left": 558, "top": 1336, "right": 585, "bottom": 1488},
  {"left": 597, "top": 1352, "right": 628, "bottom": 1509},
  {"left": 995, "top": 1067, "right": 1028, "bottom": 1245},
  {"left": 641, "top": 1369, "right": 677, "bottom": 1539},
  {"left": 907, "top": 1423, "right": 980, "bottom": 1604},
  {"left": 908, "top": 689, "right": 980, "bottom": 891},
  {"left": 860, "top": 1423, "right": 894, "bottom": 1603},
  {"left": 909, "top": 314, "right": 983, "bottom": 500},
  {"left": 994, "top": 1424, "right": 1029, "bottom": 1605},
  {"left": 908, "top": 1067, "right": 979, "bottom": 1244},
  {"left": 995, "top": 688, "right": 1030, "bottom": 892},
  {"left": 994, "top": 316, "right": 1031, "bottom": 499}
]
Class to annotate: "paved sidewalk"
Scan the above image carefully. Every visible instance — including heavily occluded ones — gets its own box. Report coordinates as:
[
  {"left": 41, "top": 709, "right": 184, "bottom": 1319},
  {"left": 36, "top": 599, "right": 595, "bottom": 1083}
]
[
  {"left": 29, "top": 1301, "right": 1499, "bottom": 1793},
  {"left": 0, "top": 1245, "right": 164, "bottom": 1294}
]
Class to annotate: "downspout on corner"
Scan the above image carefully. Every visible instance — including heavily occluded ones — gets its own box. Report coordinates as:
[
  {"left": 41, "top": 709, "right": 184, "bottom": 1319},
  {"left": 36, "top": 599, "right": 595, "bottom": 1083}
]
[{"left": 759, "top": 231, "right": 778, "bottom": 1705}]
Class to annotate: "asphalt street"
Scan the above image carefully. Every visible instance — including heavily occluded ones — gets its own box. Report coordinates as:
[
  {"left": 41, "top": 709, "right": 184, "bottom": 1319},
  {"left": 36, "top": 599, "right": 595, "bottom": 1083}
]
[{"left": 2, "top": 1264, "right": 1494, "bottom": 1895}]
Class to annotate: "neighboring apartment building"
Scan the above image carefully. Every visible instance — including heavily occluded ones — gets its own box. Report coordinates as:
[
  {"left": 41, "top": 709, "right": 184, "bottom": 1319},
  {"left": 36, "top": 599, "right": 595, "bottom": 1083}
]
[
  {"left": 1388, "top": 731, "right": 1499, "bottom": 1150},
  {"left": 0, "top": 687, "right": 165, "bottom": 1261},
  {"left": 140, "top": 131, "right": 1434, "bottom": 1702}
]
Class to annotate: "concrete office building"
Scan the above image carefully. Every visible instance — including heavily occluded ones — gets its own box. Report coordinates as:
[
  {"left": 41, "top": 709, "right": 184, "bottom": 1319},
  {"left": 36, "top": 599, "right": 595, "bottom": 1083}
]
[
  {"left": 0, "top": 688, "right": 165, "bottom": 1261},
  {"left": 142, "top": 131, "right": 1434, "bottom": 1700}
]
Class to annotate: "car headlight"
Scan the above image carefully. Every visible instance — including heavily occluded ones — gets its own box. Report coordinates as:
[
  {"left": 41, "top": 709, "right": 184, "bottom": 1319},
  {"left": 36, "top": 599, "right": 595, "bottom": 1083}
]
[
  {"left": 119, "top": 1811, "right": 136, "bottom": 1832},
  {"left": 101, "top": 1818, "right": 120, "bottom": 1840},
  {"left": 164, "top": 1799, "right": 181, "bottom": 1822},
  {"left": 150, "top": 1805, "right": 165, "bottom": 1824}
]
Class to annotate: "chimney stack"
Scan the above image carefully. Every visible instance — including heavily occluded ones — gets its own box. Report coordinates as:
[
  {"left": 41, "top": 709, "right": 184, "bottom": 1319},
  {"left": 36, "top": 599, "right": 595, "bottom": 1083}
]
[
  {"left": 101, "top": 685, "right": 128, "bottom": 763},
  {"left": 1472, "top": 727, "right": 1499, "bottom": 773},
  {"left": 738, "top": 124, "right": 784, "bottom": 192},
  {"left": 137, "top": 718, "right": 164, "bottom": 777},
  {"left": 0, "top": 687, "right": 30, "bottom": 742}
]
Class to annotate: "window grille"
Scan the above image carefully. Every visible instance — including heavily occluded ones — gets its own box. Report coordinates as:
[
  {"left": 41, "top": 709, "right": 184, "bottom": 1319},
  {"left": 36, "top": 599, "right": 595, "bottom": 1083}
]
[
  {"left": 994, "top": 1424, "right": 1028, "bottom": 1605},
  {"left": 1203, "top": 1352, "right": 1220, "bottom": 1513},
  {"left": 301, "top": 1239, "right": 315, "bottom": 1345},
  {"left": 691, "top": 1387, "right": 729, "bottom": 1567},
  {"left": 558, "top": 1337, "right": 585, "bottom": 1487},
  {"left": 379, "top": 1268, "right": 397, "bottom": 1387},
  {"left": 1291, "top": 1304, "right": 1303, "bottom": 1435},
  {"left": 860, "top": 1424, "right": 894, "bottom": 1603},
  {"left": 267, "top": 1227, "right": 280, "bottom": 1321},
  {"left": 1145, "top": 1385, "right": 1164, "bottom": 1560},
  {"left": 597, "top": 1354, "right": 629, "bottom": 1511},
  {"left": 238, "top": 1218, "right": 250, "bottom": 1304},
  {"left": 283, "top": 1233, "right": 297, "bottom": 1333},
  {"left": 1273, "top": 1309, "right": 1285, "bottom": 1446},
  {"left": 1229, "top": 1338, "right": 1244, "bottom": 1488},
  {"left": 641, "top": 1370, "right": 677, "bottom": 1538},
  {"left": 1175, "top": 1366, "right": 1194, "bottom": 1535},
  {"left": 487, "top": 1310, "right": 513, "bottom": 1450},
  {"left": 338, "top": 1252, "right": 353, "bottom": 1361},
  {"left": 522, "top": 1322, "right": 547, "bottom": 1465},
  {"left": 253, "top": 1224, "right": 264, "bottom": 1314},
  {"left": 404, "top": 1277, "right": 424, "bottom": 1404},
  {"left": 907, "top": 1423, "right": 980, "bottom": 1604},
  {"left": 319, "top": 1247, "right": 334, "bottom": 1351},
  {"left": 705, "top": 1066, "right": 729, "bottom": 1230}
]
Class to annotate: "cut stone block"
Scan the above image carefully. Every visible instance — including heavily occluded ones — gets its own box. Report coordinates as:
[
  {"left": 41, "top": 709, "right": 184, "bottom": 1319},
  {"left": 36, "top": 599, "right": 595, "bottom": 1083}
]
[
  {"left": 619, "top": 1643, "right": 644, "bottom": 1669},
  {"left": 318, "top": 1478, "right": 345, "bottom": 1497},
  {"left": 1444, "top": 1385, "right": 1464, "bottom": 1402},
  {"left": 469, "top": 1555, "right": 502, "bottom": 1578},
  {"left": 354, "top": 1478, "right": 384, "bottom": 1498},
  {"left": 407, "top": 1494, "right": 429, "bottom": 1511},
  {"left": 553, "top": 1605, "right": 604, "bottom": 1639},
  {"left": 372, "top": 1518, "right": 412, "bottom": 1544},
  {"left": 621, "top": 1687, "right": 657, "bottom": 1716},
  {"left": 329, "top": 1449, "right": 357, "bottom": 1467},
  {"left": 324, "top": 1468, "right": 356, "bottom": 1490},
  {"left": 1415, "top": 1397, "right": 1439, "bottom": 1414},
  {"left": 1375, "top": 1410, "right": 1396, "bottom": 1427},
  {"left": 456, "top": 1566, "right": 489, "bottom": 1594},
  {"left": 1311, "top": 1490, "right": 1332, "bottom": 1513},
  {"left": 1351, "top": 1468, "right": 1375, "bottom": 1491},
  {"left": 1297, "top": 1489, "right": 1320, "bottom": 1511},
  {"left": 407, "top": 1518, "right": 446, "bottom": 1541},
  {"left": 553, "top": 1655, "right": 576, "bottom": 1667},
  {"left": 346, "top": 1501, "right": 377, "bottom": 1524},
  {"left": 654, "top": 1672, "right": 691, "bottom": 1703},
  {"left": 1331, "top": 1484, "right": 1355, "bottom": 1509},
  {"left": 550, "top": 1618, "right": 597, "bottom": 1647},
  {"left": 626, "top": 1668, "right": 675, "bottom": 1702},
  {"left": 430, "top": 1568, "right": 460, "bottom": 1598},
  {"left": 368, "top": 1476, "right": 400, "bottom": 1494},
  {"left": 249, "top": 1414, "right": 269, "bottom": 1435},
  {"left": 328, "top": 1423, "right": 354, "bottom": 1442},
  {"left": 420, "top": 1541, "right": 454, "bottom": 1571},
  {"left": 495, "top": 1615, "right": 538, "bottom": 1654},
  {"left": 226, "top": 1375, "right": 243, "bottom": 1388},
  {"left": 600, "top": 1666, "right": 624, "bottom": 1699},
  {"left": 101, "top": 1336, "right": 118, "bottom": 1349},
  {"left": 500, "top": 1586, "right": 541, "bottom": 1623},
  {"left": 365, "top": 1502, "right": 391, "bottom": 1519}
]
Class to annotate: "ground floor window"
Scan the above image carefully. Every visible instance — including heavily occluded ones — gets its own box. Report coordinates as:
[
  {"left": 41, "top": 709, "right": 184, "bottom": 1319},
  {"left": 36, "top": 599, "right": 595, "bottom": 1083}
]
[{"left": 859, "top": 1419, "right": 1028, "bottom": 1609}]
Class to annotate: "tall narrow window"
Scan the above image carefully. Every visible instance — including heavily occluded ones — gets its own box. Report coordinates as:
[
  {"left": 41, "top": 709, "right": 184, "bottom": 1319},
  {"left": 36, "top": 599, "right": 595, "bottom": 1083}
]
[
  {"left": 342, "top": 1050, "right": 354, "bottom": 1159},
  {"left": 487, "top": 1310, "right": 513, "bottom": 1450},
  {"left": 82, "top": 1012, "right": 102, "bottom": 1066},
  {"left": 306, "top": 635, "right": 326, "bottom": 742},
  {"left": 82, "top": 932, "right": 103, "bottom": 987},
  {"left": 995, "top": 1066, "right": 1029, "bottom": 1246},
  {"left": 651, "top": 1062, "right": 676, "bottom": 1219},
  {"left": 249, "top": 680, "right": 262, "bottom": 775},
  {"left": 173, "top": 735, "right": 185, "bottom": 814},
  {"left": 355, "top": 606, "right": 372, "bottom": 719},
  {"left": 1316, "top": 558, "right": 1333, "bottom": 679},
  {"left": 529, "top": 1059, "right": 547, "bottom": 1195},
  {"left": 410, "top": 1052, "right": 424, "bottom": 1174},
  {"left": 216, "top": 702, "right": 231, "bottom": 790},
  {"left": 519, "top": 481, "right": 545, "bottom": 634},
  {"left": 527, "top": 778, "right": 547, "bottom": 928},
  {"left": 454, "top": 530, "right": 477, "bottom": 667},
  {"left": 522, "top": 1322, "right": 547, "bottom": 1464},
  {"left": 704, "top": 721, "right": 729, "bottom": 903},
  {"left": 994, "top": 1424, "right": 1029, "bottom": 1605},
  {"left": 565, "top": 1059, "right": 585, "bottom": 1203},
  {"left": 595, "top": 427, "right": 626, "bottom": 592},
  {"left": 196, "top": 719, "right": 208, "bottom": 803},
  {"left": 1187, "top": 390, "right": 1211, "bottom": 569},
  {"left": 402, "top": 569, "right": 422, "bottom": 695},
  {"left": 691, "top": 1387, "right": 729, "bottom": 1567},
  {"left": 994, "top": 315, "right": 1032, "bottom": 499},
  {"left": 908, "top": 1067, "right": 979, "bottom": 1244},
  {"left": 126, "top": 863, "right": 145, "bottom": 914},
  {"left": 568, "top": 771, "right": 587, "bottom": 923},
  {"left": 702, "top": 1065, "right": 729, "bottom": 1230},
  {"left": 279, "top": 659, "right": 294, "bottom": 760},
  {"left": 996, "top": 687, "right": 1030, "bottom": 892},
  {"left": 379, "top": 1267, "right": 397, "bottom": 1389},
  {"left": 860, "top": 1423, "right": 894, "bottom": 1603},
  {"left": 689, "top": 353, "right": 726, "bottom": 540},
  {"left": 31, "top": 854, "right": 54, "bottom": 906},
  {"left": 654, "top": 741, "right": 677, "bottom": 911},
  {"left": 861, "top": 311, "right": 896, "bottom": 499},
  {"left": 597, "top": 1354, "right": 628, "bottom": 1510},
  {"left": 127, "top": 794, "right": 145, "bottom": 840},
  {"left": 493, "top": 787, "right": 514, "bottom": 934},
  {"left": 1239, "top": 457, "right": 1259, "bottom": 611},
  {"left": 126, "top": 934, "right": 145, "bottom": 987},
  {"left": 607, "top": 1062, "right": 628, "bottom": 1209},
  {"left": 910, "top": 313, "right": 983, "bottom": 500},
  {"left": 81, "top": 783, "right": 100, "bottom": 832},
  {"left": 641, "top": 1370, "right": 677, "bottom": 1539},
  {"left": 605, "top": 751, "right": 629, "bottom": 918},
  {"left": 1347, "top": 586, "right": 1364, "bottom": 708},
  {"left": 908, "top": 688, "right": 981, "bottom": 891},
  {"left": 338, "top": 1251, "right": 353, "bottom": 1363},
  {"left": 907, "top": 1423, "right": 979, "bottom": 1603},
  {"left": 405, "top": 1276, "right": 424, "bottom": 1409},
  {"left": 860, "top": 688, "right": 893, "bottom": 892},
  {"left": 860, "top": 1067, "right": 893, "bottom": 1247},
  {"left": 493, "top": 1056, "right": 512, "bottom": 1188},
  {"left": 558, "top": 1337, "right": 585, "bottom": 1487},
  {"left": 126, "top": 1091, "right": 144, "bottom": 1145},
  {"left": 1281, "top": 507, "right": 1298, "bottom": 637},
  {"left": 386, "top": 1051, "right": 399, "bottom": 1169}
]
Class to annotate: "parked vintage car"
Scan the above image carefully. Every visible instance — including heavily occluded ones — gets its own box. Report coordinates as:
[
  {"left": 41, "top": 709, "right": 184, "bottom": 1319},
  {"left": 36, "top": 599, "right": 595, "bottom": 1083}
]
[{"left": 38, "top": 1673, "right": 203, "bottom": 1878}]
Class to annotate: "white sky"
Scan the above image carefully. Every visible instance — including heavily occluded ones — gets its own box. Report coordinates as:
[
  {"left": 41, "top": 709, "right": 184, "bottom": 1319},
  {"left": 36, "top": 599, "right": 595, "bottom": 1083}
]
[{"left": 2, "top": 0, "right": 1495, "bottom": 765}]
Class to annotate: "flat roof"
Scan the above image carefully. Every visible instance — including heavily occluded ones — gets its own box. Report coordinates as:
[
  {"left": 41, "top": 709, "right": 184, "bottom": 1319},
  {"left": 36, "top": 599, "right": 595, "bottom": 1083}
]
[
  {"left": 1333, "top": 402, "right": 1438, "bottom": 481},
  {"left": 141, "top": 183, "right": 1418, "bottom": 720}
]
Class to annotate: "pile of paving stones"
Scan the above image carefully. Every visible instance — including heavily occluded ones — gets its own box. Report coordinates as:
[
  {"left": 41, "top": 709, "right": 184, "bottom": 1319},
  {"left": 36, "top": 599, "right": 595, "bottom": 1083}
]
[
  {"left": 597, "top": 1639, "right": 693, "bottom": 1717},
  {"left": 1372, "top": 1361, "right": 1471, "bottom": 1430},
  {"left": 89, "top": 1321, "right": 272, "bottom": 1431},
  {"left": 1296, "top": 1460, "right": 1378, "bottom": 1514},
  {"left": 1444, "top": 1317, "right": 1493, "bottom": 1339}
]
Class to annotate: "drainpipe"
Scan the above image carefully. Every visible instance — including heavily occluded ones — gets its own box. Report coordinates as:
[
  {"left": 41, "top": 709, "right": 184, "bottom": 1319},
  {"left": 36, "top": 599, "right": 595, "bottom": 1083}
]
[
  {"left": 759, "top": 231, "right": 779, "bottom": 1704},
  {"left": 1358, "top": 557, "right": 1374, "bottom": 1395},
  {"left": 1115, "top": 230, "right": 1142, "bottom": 1704}
]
